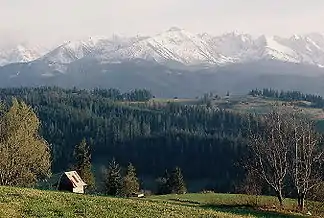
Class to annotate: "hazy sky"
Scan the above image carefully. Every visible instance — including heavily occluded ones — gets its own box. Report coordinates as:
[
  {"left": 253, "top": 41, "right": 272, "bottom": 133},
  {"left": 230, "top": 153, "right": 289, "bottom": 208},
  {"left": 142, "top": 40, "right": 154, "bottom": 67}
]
[{"left": 1, "top": 0, "right": 324, "bottom": 46}]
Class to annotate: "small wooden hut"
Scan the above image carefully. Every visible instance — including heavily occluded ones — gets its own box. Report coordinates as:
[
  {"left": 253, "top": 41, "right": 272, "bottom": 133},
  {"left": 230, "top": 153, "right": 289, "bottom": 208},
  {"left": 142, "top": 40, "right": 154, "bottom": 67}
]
[{"left": 57, "top": 171, "right": 87, "bottom": 194}]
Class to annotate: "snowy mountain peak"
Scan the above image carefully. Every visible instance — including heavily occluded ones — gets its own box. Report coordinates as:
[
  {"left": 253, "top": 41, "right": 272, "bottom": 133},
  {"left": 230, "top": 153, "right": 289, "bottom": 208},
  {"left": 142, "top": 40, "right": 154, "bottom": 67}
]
[
  {"left": 100, "top": 27, "right": 225, "bottom": 65},
  {"left": 41, "top": 30, "right": 324, "bottom": 67},
  {"left": 41, "top": 37, "right": 106, "bottom": 66},
  {"left": 255, "top": 35, "right": 298, "bottom": 62},
  {"left": 2, "top": 29, "right": 324, "bottom": 68}
]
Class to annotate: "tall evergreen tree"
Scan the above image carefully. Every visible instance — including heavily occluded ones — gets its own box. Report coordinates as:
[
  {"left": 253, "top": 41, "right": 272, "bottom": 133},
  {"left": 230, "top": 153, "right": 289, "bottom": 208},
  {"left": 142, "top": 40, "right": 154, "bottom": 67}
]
[
  {"left": 104, "top": 158, "right": 122, "bottom": 196},
  {"left": 169, "top": 167, "right": 187, "bottom": 194},
  {"left": 73, "top": 138, "right": 95, "bottom": 190},
  {"left": 121, "top": 163, "right": 140, "bottom": 197}
]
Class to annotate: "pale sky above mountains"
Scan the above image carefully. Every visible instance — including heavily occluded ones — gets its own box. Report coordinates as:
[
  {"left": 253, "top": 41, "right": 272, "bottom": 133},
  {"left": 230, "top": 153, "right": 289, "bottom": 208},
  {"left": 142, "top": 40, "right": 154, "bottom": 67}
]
[{"left": 0, "top": 0, "right": 323, "bottom": 46}]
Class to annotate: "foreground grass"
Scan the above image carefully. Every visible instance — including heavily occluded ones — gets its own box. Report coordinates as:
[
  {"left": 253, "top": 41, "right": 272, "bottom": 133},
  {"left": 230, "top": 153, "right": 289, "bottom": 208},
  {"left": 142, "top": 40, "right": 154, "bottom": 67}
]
[
  {"left": 149, "top": 193, "right": 323, "bottom": 218},
  {"left": 1, "top": 186, "right": 322, "bottom": 217},
  {"left": 0, "top": 186, "right": 254, "bottom": 218}
]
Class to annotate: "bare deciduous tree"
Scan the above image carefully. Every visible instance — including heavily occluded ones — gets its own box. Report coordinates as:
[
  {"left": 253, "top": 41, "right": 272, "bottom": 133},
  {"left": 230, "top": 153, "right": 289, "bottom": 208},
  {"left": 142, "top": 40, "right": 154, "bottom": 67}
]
[
  {"left": 289, "top": 116, "right": 324, "bottom": 211},
  {"left": 248, "top": 108, "right": 292, "bottom": 207},
  {"left": 248, "top": 107, "right": 324, "bottom": 211}
]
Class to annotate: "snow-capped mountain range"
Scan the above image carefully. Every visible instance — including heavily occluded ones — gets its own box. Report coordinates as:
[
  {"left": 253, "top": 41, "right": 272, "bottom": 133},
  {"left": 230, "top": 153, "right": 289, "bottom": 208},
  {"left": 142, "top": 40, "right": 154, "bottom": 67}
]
[{"left": 1, "top": 28, "right": 324, "bottom": 68}]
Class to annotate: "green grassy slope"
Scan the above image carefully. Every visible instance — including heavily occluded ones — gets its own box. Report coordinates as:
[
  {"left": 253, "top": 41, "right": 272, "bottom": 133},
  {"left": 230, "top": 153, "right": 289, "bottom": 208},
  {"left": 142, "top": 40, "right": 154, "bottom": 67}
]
[
  {"left": 149, "top": 193, "right": 323, "bottom": 218},
  {"left": 0, "top": 186, "right": 253, "bottom": 218},
  {"left": 1, "top": 186, "right": 323, "bottom": 218}
]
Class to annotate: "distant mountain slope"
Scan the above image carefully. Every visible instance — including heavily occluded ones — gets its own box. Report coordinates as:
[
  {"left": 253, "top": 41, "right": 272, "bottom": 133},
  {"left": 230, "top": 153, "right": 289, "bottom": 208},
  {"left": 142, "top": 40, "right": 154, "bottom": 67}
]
[{"left": 1, "top": 59, "right": 324, "bottom": 98}]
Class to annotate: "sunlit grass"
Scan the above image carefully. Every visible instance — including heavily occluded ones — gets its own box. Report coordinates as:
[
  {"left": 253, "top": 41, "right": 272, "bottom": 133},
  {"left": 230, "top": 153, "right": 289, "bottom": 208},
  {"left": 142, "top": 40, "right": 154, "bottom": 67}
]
[
  {"left": 149, "top": 193, "right": 322, "bottom": 218},
  {"left": 0, "top": 186, "right": 322, "bottom": 218},
  {"left": 0, "top": 186, "right": 253, "bottom": 218}
]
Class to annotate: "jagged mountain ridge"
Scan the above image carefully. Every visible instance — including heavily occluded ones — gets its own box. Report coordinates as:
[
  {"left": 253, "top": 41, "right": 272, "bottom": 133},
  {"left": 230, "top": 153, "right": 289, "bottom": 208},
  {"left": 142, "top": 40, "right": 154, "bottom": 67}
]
[{"left": 2, "top": 28, "right": 324, "bottom": 68}]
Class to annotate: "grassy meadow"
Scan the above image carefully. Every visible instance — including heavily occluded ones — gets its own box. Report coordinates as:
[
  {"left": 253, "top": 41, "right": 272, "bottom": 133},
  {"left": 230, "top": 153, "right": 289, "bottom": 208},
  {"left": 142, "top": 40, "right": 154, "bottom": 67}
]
[
  {"left": 0, "top": 186, "right": 251, "bottom": 218},
  {"left": 149, "top": 193, "right": 324, "bottom": 217},
  {"left": 0, "top": 186, "right": 323, "bottom": 218}
]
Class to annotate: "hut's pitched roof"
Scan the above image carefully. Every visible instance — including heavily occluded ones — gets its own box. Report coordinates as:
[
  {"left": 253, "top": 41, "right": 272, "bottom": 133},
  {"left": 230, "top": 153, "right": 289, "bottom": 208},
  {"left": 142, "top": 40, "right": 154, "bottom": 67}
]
[{"left": 64, "top": 171, "right": 87, "bottom": 188}]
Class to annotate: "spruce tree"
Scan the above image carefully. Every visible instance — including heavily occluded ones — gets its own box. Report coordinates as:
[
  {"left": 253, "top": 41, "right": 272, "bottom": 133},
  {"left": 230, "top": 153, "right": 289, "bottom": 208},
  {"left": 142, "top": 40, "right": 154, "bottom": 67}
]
[
  {"left": 169, "top": 167, "right": 187, "bottom": 194},
  {"left": 73, "top": 138, "right": 95, "bottom": 190},
  {"left": 104, "top": 158, "right": 122, "bottom": 196},
  {"left": 121, "top": 163, "right": 140, "bottom": 197}
]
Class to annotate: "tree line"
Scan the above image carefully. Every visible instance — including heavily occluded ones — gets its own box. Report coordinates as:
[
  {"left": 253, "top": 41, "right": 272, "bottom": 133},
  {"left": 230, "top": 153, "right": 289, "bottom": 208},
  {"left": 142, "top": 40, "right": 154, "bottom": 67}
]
[
  {"left": 249, "top": 88, "right": 324, "bottom": 108},
  {"left": 73, "top": 138, "right": 186, "bottom": 196}
]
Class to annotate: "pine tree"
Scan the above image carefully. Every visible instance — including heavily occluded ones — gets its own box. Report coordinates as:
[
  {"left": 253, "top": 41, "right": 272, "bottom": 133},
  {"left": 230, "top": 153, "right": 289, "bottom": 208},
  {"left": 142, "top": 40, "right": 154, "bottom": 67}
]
[
  {"left": 121, "top": 163, "right": 140, "bottom": 197},
  {"left": 104, "top": 158, "right": 122, "bottom": 196},
  {"left": 73, "top": 138, "right": 95, "bottom": 191},
  {"left": 169, "top": 167, "right": 187, "bottom": 194}
]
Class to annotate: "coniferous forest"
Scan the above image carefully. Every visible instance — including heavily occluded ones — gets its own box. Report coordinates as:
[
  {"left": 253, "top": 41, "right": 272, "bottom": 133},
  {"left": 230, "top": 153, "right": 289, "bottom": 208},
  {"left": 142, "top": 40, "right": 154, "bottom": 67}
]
[{"left": 0, "top": 87, "right": 249, "bottom": 192}]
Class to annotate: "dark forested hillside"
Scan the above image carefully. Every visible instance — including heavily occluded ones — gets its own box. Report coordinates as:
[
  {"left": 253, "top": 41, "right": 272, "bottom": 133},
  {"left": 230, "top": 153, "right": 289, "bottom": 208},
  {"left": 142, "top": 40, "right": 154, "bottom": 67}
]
[{"left": 0, "top": 87, "right": 247, "bottom": 192}]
